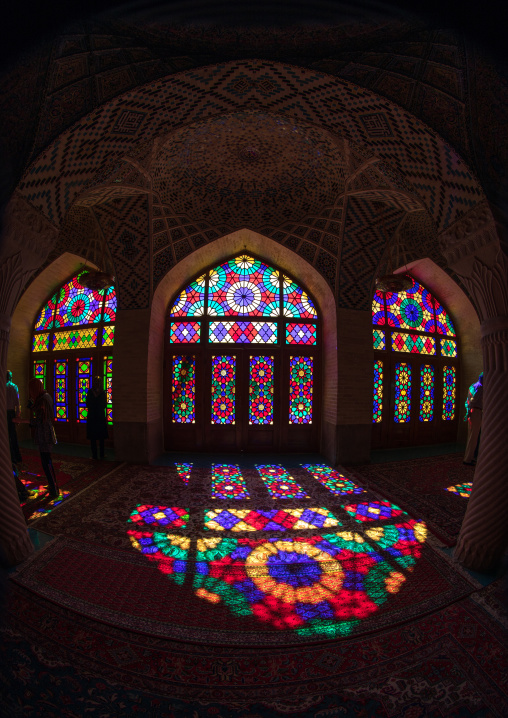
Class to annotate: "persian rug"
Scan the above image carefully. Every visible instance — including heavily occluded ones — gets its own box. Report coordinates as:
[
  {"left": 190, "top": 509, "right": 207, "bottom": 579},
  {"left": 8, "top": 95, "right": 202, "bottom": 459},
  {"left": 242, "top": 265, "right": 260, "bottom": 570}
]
[
  {"left": 2, "top": 580, "right": 508, "bottom": 716},
  {"left": 347, "top": 454, "right": 475, "bottom": 545},
  {"left": 11, "top": 460, "right": 478, "bottom": 646},
  {"left": 17, "top": 449, "right": 121, "bottom": 524}
]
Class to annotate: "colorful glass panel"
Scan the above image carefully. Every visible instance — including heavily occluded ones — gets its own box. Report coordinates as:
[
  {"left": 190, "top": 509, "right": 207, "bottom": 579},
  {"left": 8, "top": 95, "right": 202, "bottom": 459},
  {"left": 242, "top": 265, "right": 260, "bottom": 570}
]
[
  {"left": 170, "top": 321, "right": 201, "bottom": 343},
  {"left": 128, "top": 532, "right": 189, "bottom": 585},
  {"left": 373, "top": 360, "right": 383, "bottom": 423},
  {"left": 282, "top": 276, "right": 317, "bottom": 319},
  {"left": 34, "top": 292, "right": 57, "bottom": 331},
  {"left": 256, "top": 465, "right": 309, "bottom": 499},
  {"left": 373, "top": 329, "right": 385, "bottom": 350},
  {"left": 53, "top": 275, "right": 103, "bottom": 328},
  {"left": 101, "top": 286, "right": 117, "bottom": 323},
  {"left": 76, "top": 357, "right": 92, "bottom": 423},
  {"left": 33, "top": 360, "right": 46, "bottom": 389},
  {"left": 249, "top": 356, "right": 274, "bottom": 425},
  {"left": 419, "top": 365, "right": 434, "bottom": 422},
  {"left": 394, "top": 363, "right": 411, "bottom": 423},
  {"left": 128, "top": 505, "right": 189, "bottom": 529},
  {"left": 289, "top": 356, "right": 313, "bottom": 424},
  {"left": 211, "top": 465, "right": 250, "bottom": 499},
  {"left": 104, "top": 356, "right": 113, "bottom": 424},
  {"left": 343, "top": 501, "right": 407, "bottom": 523},
  {"left": 433, "top": 300, "right": 456, "bottom": 336},
  {"left": 209, "top": 321, "right": 276, "bottom": 344},
  {"left": 384, "top": 278, "right": 434, "bottom": 332},
  {"left": 204, "top": 507, "right": 341, "bottom": 532},
  {"left": 170, "top": 274, "right": 207, "bottom": 317},
  {"left": 440, "top": 338, "right": 457, "bottom": 358},
  {"left": 102, "top": 325, "right": 115, "bottom": 347},
  {"left": 445, "top": 482, "right": 472, "bottom": 498},
  {"left": 172, "top": 355, "right": 195, "bottom": 423},
  {"left": 54, "top": 359, "right": 68, "bottom": 421},
  {"left": 285, "top": 323, "right": 317, "bottom": 345},
  {"left": 443, "top": 366, "right": 456, "bottom": 420},
  {"left": 175, "top": 463, "right": 192, "bottom": 485},
  {"left": 302, "top": 465, "right": 364, "bottom": 496},
  {"left": 372, "top": 290, "right": 385, "bottom": 326},
  {"left": 32, "top": 333, "right": 50, "bottom": 352},
  {"left": 391, "top": 332, "right": 436, "bottom": 355},
  {"left": 211, "top": 356, "right": 236, "bottom": 424},
  {"left": 208, "top": 255, "right": 280, "bottom": 317},
  {"left": 53, "top": 328, "right": 98, "bottom": 351}
]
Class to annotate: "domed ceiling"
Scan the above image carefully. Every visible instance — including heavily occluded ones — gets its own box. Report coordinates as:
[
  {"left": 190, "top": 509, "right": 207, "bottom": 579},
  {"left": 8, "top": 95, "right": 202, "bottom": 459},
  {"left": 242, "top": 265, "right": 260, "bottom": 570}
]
[{"left": 151, "top": 113, "right": 346, "bottom": 227}]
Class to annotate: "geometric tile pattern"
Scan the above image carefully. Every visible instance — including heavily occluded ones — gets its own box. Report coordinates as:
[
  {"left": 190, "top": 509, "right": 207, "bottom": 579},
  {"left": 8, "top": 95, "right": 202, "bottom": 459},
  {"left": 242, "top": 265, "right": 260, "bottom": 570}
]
[{"left": 204, "top": 507, "right": 341, "bottom": 532}]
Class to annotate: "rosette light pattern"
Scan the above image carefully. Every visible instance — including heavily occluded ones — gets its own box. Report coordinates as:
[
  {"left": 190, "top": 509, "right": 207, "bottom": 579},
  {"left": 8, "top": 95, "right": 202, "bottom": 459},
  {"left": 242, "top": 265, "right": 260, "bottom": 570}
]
[
  {"left": 289, "top": 356, "right": 313, "bottom": 424},
  {"left": 128, "top": 532, "right": 189, "bottom": 585},
  {"left": 302, "top": 465, "right": 363, "bottom": 496},
  {"left": 208, "top": 256, "right": 279, "bottom": 316},
  {"left": 211, "top": 465, "right": 250, "bottom": 500},
  {"left": 394, "top": 363, "right": 411, "bottom": 423},
  {"left": 419, "top": 365, "right": 434, "bottom": 422},
  {"left": 342, "top": 501, "right": 407, "bottom": 522},
  {"left": 172, "top": 355, "right": 195, "bottom": 423},
  {"left": 442, "top": 366, "right": 456, "bottom": 420},
  {"left": 249, "top": 356, "right": 274, "bottom": 425},
  {"left": 256, "top": 465, "right": 309, "bottom": 499},
  {"left": 211, "top": 356, "right": 236, "bottom": 424},
  {"left": 175, "top": 463, "right": 192, "bottom": 485}
]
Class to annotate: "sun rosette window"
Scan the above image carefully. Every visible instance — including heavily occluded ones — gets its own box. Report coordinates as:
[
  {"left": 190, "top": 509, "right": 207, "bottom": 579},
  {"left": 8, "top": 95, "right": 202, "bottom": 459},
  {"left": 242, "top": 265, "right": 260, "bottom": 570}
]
[
  {"left": 31, "top": 272, "right": 116, "bottom": 429},
  {"left": 372, "top": 276, "right": 458, "bottom": 434}
]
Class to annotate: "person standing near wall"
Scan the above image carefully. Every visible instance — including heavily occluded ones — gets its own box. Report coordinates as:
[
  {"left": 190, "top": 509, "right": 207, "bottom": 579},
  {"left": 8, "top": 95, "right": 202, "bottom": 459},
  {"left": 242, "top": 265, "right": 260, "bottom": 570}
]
[
  {"left": 463, "top": 372, "right": 483, "bottom": 466},
  {"left": 20, "top": 378, "right": 59, "bottom": 498},
  {"left": 86, "top": 376, "right": 108, "bottom": 460},
  {"left": 6, "top": 370, "right": 22, "bottom": 467}
]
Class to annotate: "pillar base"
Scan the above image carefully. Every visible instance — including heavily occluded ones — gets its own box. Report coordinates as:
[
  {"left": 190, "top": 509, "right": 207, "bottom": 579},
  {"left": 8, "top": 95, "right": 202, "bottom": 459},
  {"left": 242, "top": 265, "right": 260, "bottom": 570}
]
[{"left": 1, "top": 530, "right": 33, "bottom": 567}]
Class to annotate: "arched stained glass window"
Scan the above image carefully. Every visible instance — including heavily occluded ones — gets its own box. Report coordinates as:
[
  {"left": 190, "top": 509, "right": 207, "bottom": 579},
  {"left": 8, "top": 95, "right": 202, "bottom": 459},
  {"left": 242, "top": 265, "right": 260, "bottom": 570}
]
[
  {"left": 166, "top": 254, "right": 319, "bottom": 452},
  {"left": 372, "top": 276, "right": 458, "bottom": 447},
  {"left": 31, "top": 272, "right": 116, "bottom": 442}
]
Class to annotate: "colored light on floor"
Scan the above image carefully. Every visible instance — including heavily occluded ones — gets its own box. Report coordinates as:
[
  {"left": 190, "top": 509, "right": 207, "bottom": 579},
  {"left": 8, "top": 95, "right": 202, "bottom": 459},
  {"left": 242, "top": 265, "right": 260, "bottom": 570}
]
[
  {"left": 28, "top": 491, "right": 71, "bottom": 519},
  {"left": 128, "top": 531, "right": 189, "bottom": 584},
  {"left": 204, "top": 507, "right": 341, "bottom": 532},
  {"left": 128, "top": 505, "right": 189, "bottom": 529},
  {"left": 256, "top": 465, "right": 309, "bottom": 499},
  {"left": 445, "top": 483, "right": 472, "bottom": 498},
  {"left": 343, "top": 501, "right": 407, "bottom": 522},
  {"left": 302, "top": 465, "right": 364, "bottom": 496},
  {"left": 211, "top": 465, "right": 250, "bottom": 499}
]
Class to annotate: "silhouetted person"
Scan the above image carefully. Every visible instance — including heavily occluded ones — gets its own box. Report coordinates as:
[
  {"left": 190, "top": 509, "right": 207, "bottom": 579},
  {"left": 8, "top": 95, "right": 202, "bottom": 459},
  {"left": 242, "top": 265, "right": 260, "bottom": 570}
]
[
  {"left": 23, "top": 378, "right": 59, "bottom": 498},
  {"left": 86, "top": 376, "right": 108, "bottom": 460},
  {"left": 463, "top": 372, "right": 483, "bottom": 466}
]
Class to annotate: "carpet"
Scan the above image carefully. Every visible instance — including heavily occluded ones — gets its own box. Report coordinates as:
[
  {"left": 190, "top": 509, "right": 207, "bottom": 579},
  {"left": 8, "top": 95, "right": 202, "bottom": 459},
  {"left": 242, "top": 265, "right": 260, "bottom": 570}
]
[
  {"left": 347, "top": 454, "right": 475, "bottom": 546},
  {"left": 2, "top": 580, "right": 508, "bottom": 716},
  {"left": 11, "top": 461, "right": 478, "bottom": 646},
  {"left": 17, "top": 449, "right": 121, "bottom": 524}
]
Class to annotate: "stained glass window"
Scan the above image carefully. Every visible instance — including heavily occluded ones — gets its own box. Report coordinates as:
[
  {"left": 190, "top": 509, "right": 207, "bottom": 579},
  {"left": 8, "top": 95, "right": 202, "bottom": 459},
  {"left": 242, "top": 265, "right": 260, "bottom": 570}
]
[
  {"left": 101, "top": 286, "right": 117, "bottom": 323},
  {"left": 384, "top": 279, "right": 434, "bottom": 332},
  {"left": 102, "top": 325, "right": 115, "bottom": 347},
  {"left": 33, "top": 360, "right": 46, "bottom": 389},
  {"left": 373, "top": 360, "right": 383, "bottom": 423},
  {"left": 170, "top": 322, "right": 201, "bottom": 344},
  {"left": 302, "top": 464, "right": 364, "bottom": 496},
  {"left": 282, "top": 276, "right": 317, "bottom": 318},
  {"left": 34, "top": 293, "right": 57, "bottom": 331},
  {"left": 54, "top": 359, "right": 68, "bottom": 421},
  {"left": 419, "top": 365, "right": 434, "bottom": 422},
  {"left": 256, "top": 465, "right": 309, "bottom": 499},
  {"left": 54, "top": 275, "right": 103, "bottom": 328},
  {"left": 285, "top": 323, "right": 317, "bottom": 345},
  {"left": 204, "top": 507, "right": 340, "bottom": 532},
  {"left": 208, "top": 256, "right": 279, "bottom": 317},
  {"left": 172, "top": 355, "right": 195, "bottom": 423},
  {"left": 372, "top": 290, "right": 385, "bottom": 326},
  {"left": 373, "top": 329, "right": 385, "bottom": 350},
  {"left": 211, "top": 356, "right": 236, "bottom": 424},
  {"left": 169, "top": 274, "right": 206, "bottom": 316},
  {"left": 209, "top": 321, "right": 276, "bottom": 344},
  {"left": 249, "top": 356, "right": 274, "bottom": 425},
  {"left": 433, "top": 300, "right": 456, "bottom": 336},
  {"left": 394, "top": 363, "right": 411, "bottom": 423},
  {"left": 76, "top": 357, "right": 92, "bottom": 423},
  {"left": 53, "top": 328, "right": 98, "bottom": 351},
  {"left": 33, "top": 333, "right": 50, "bottom": 352},
  {"left": 104, "top": 356, "right": 113, "bottom": 424},
  {"left": 440, "top": 338, "right": 457, "bottom": 358},
  {"left": 442, "top": 366, "right": 456, "bottom": 420},
  {"left": 289, "top": 356, "right": 313, "bottom": 424},
  {"left": 211, "top": 465, "right": 250, "bottom": 499},
  {"left": 391, "top": 332, "right": 436, "bottom": 355}
]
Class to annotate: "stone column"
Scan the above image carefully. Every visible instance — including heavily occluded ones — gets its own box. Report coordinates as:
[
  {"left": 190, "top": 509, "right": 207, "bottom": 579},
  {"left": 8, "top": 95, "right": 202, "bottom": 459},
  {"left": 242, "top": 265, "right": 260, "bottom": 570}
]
[
  {"left": 440, "top": 202, "right": 508, "bottom": 570},
  {"left": 0, "top": 194, "right": 57, "bottom": 565}
]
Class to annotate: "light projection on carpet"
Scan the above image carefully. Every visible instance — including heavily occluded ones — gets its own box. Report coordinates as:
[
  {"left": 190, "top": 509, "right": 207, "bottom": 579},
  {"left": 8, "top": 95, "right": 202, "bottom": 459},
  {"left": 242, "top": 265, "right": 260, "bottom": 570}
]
[
  {"left": 442, "top": 366, "right": 456, "bottom": 420},
  {"left": 76, "top": 357, "right": 92, "bottom": 423},
  {"left": 445, "top": 483, "right": 472, "bottom": 498},
  {"left": 54, "top": 359, "right": 68, "bottom": 421},
  {"left": 249, "top": 356, "right": 274, "bottom": 425},
  {"left": 211, "top": 355, "right": 236, "bottom": 424},
  {"left": 256, "top": 465, "right": 309, "bottom": 499},
  {"left": 175, "top": 463, "right": 192, "bottom": 485},
  {"left": 419, "top": 364, "right": 434, "bottom": 422},
  {"left": 28, "top": 491, "right": 71, "bottom": 520},
  {"left": 204, "top": 508, "right": 341, "bottom": 532},
  {"left": 342, "top": 501, "right": 407, "bottom": 522},
  {"left": 172, "top": 355, "right": 195, "bottom": 423},
  {"left": 170, "top": 275, "right": 206, "bottom": 316},
  {"left": 282, "top": 276, "right": 317, "bottom": 319},
  {"left": 302, "top": 465, "right": 363, "bottom": 496},
  {"left": 208, "top": 256, "right": 279, "bottom": 317},
  {"left": 211, "top": 465, "right": 250, "bottom": 500},
  {"left": 209, "top": 321, "right": 277, "bottom": 344},
  {"left": 394, "top": 363, "right": 411, "bottom": 423},
  {"left": 128, "top": 505, "right": 190, "bottom": 529},
  {"left": 373, "top": 360, "right": 383, "bottom": 423},
  {"left": 289, "top": 356, "right": 313, "bottom": 424},
  {"left": 128, "top": 532, "right": 189, "bottom": 584},
  {"left": 169, "top": 321, "right": 201, "bottom": 343}
]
